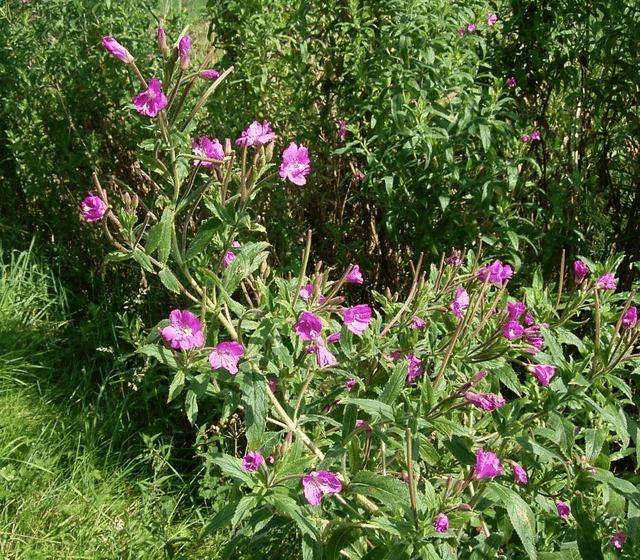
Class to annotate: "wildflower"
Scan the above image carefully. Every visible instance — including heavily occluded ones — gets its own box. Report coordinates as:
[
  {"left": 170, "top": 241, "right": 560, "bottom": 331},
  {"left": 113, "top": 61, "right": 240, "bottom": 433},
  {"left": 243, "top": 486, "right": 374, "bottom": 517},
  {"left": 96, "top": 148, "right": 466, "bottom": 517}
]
[
  {"left": 621, "top": 307, "right": 638, "bottom": 330},
  {"left": 487, "top": 13, "right": 498, "bottom": 26},
  {"left": 302, "top": 471, "right": 342, "bottom": 506},
  {"left": 503, "top": 321, "right": 525, "bottom": 340},
  {"left": 345, "top": 378, "right": 356, "bottom": 391},
  {"left": 209, "top": 341, "right": 245, "bottom": 374},
  {"left": 341, "top": 304, "right": 372, "bottom": 335},
  {"left": 465, "top": 392, "right": 506, "bottom": 411},
  {"left": 433, "top": 513, "right": 449, "bottom": 533},
  {"left": 411, "top": 317, "right": 426, "bottom": 329},
  {"left": 474, "top": 448, "right": 503, "bottom": 479},
  {"left": 157, "top": 28, "right": 168, "bottom": 54},
  {"left": 511, "top": 462, "right": 528, "bottom": 484},
  {"left": 346, "top": 264, "right": 364, "bottom": 284},
  {"left": 192, "top": 136, "right": 224, "bottom": 168},
  {"left": 200, "top": 69, "right": 220, "bottom": 80},
  {"left": 338, "top": 120, "right": 347, "bottom": 138},
  {"left": 522, "top": 134, "right": 531, "bottom": 143},
  {"left": 406, "top": 354, "right": 423, "bottom": 382},
  {"left": 223, "top": 241, "right": 241, "bottom": 268},
  {"left": 523, "top": 324, "right": 544, "bottom": 354},
  {"left": 507, "top": 302, "right": 526, "bottom": 320},
  {"left": 296, "top": 311, "right": 323, "bottom": 341},
  {"left": 299, "top": 283, "right": 314, "bottom": 299},
  {"left": 508, "top": 77, "right": 517, "bottom": 88},
  {"left": 314, "top": 337, "right": 337, "bottom": 367},
  {"left": 279, "top": 142, "right": 311, "bottom": 185},
  {"left": 555, "top": 501, "right": 570, "bottom": 519},
  {"left": 356, "top": 419, "right": 372, "bottom": 432},
  {"left": 133, "top": 78, "right": 168, "bottom": 118},
  {"left": 477, "top": 260, "right": 513, "bottom": 285},
  {"left": 574, "top": 260, "right": 589, "bottom": 283},
  {"left": 610, "top": 531, "right": 626, "bottom": 549},
  {"left": 451, "top": 287, "right": 470, "bottom": 318},
  {"left": 467, "top": 22, "right": 476, "bottom": 32},
  {"left": 457, "top": 28, "right": 466, "bottom": 37},
  {"left": 161, "top": 309, "right": 205, "bottom": 350},
  {"left": 268, "top": 379, "right": 279, "bottom": 393},
  {"left": 327, "top": 332, "right": 341, "bottom": 344},
  {"left": 531, "top": 130, "right": 541, "bottom": 141},
  {"left": 241, "top": 451, "right": 264, "bottom": 472},
  {"left": 524, "top": 311, "right": 534, "bottom": 326},
  {"left": 389, "top": 350, "right": 403, "bottom": 360},
  {"left": 81, "top": 191, "right": 107, "bottom": 222},
  {"left": 355, "top": 171, "right": 364, "bottom": 181},
  {"left": 596, "top": 273, "right": 617, "bottom": 291},
  {"left": 235, "top": 121, "right": 276, "bottom": 147},
  {"left": 102, "top": 37, "right": 134, "bottom": 64},
  {"left": 528, "top": 364, "right": 556, "bottom": 386},
  {"left": 446, "top": 249, "right": 462, "bottom": 266},
  {"left": 178, "top": 35, "right": 191, "bottom": 70}
]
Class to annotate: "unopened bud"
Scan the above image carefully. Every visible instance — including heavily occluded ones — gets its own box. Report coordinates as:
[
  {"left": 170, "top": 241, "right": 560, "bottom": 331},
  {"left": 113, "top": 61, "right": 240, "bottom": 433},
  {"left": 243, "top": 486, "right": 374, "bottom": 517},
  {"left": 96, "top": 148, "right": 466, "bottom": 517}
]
[
  {"left": 179, "top": 35, "right": 191, "bottom": 71},
  {"left": 157, "top": 28, "right": 169, "bottom": 56},
  {"left": 458, "top": 504, "right": 472, "bottom": 511},
  {"left": 131, "top": 194, "right": 139, "bottom": 211},
  {"left": 224, "top": 137, "right": 233, "bottom": 156}
]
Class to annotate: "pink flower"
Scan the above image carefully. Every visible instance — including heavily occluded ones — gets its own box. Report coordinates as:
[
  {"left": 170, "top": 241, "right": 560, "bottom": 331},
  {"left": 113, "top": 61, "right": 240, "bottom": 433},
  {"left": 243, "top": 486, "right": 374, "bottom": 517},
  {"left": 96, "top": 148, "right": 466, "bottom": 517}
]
[
  {"left": 327, "top": 332, "right": 341, "bottom": 343},
  {"left": 433, "top": 513, "right": 449, "bottom": 533},
  {"left": 457, "top": 28, "right": 466, "bottom": 37},
  {"left": 338, "top": 119, "right": 347, "bottom": 138},
  {"left": 235, "top": 121, "right": 275, "bottom": 147},
  {"left": 302, "top": 471, "right": 342, "bottom": 506},
  {"left": 209, "top": 341, "right": 245, "bottom": 374},
  {"left": 523, "top": 324, "right": 544, "bottom": 354},
  {"left": 411, "top": 317, "right": 426, "bottom": 329},
  {"left": 296, "top": 311, "right": 323, "bottom": 341},
  {"left": 355, "top": 171, "right": 364, "bottom": 181},
  {"left": 555, "top": 501, "right": 570, "bottom": 519},
  {"left": 81, "top": 191, "right": 107, "bottom": 222},
  {"left": 200, "top": 69, "right": 220, "bottom": 80},
  {"left": 279, "top": 142, "right": 311, "bottom": 185},
  {"left": 161, "top": 309, "right": 205, "bottom": 350},
  {"left": 241, "top": 451, "right": 264, "bottom": 472},
  {"left": 528, "top": 364, "right": 556, "bottom": 386},
  {"left": 299, "top": 283, "right": 314, "bottom": 299},
  {"left": 531, "top": 130, "right": 541, "bottom": 141},
  {"left": 346, "top": 264, "right": 364, "bottom": 284},
  {"left": 406, "top": 354, "right": 423, "bottom": 382},
  {"left": 511, "top": 462, "right": 528, "bottom": 484},
  {"left": 610, "top": 531, "right": 626, "bottom": 549},
  {"left": 465, "top": 392, "right": 506, "bottom": 411},
  {"left": 179, "top": 35, "right": 191, "bottom": 70},
  {"left": 503, "top": 321, "right": 525, "bottom": 340},
  {"left": 341, "top": 304, "right": 372, "bottom": 335},
  {"left": 451, "top": 287, "right": 470, "bottom": 318},
  {"left": 467, "top": 22, "right": 476, "bottom": 32},
  {"left": 223, "top": 241, "right": 241, "bottom": 268},
  {"left": 574, "top": 260, "right": 589, "bottom": 283},
  {"left": 621, "top": 307, "right": 637, "bottom": 330},
  {"left": 314, "top": 338, "right": 337, "bottom": 368},
  {"left": 192, "top": 136, "right": 224, "bottom": 168},
  {"left": 596, "top": 273, "right": 617, "bottom": 290},
  {"left": 508, "top": 77, "right": 517, "bottom": 88},
  {"left": 356, "top": 419, "right": 372, "bottom": 432},
  {"left": 507, "top": 302, "right": 526, "bottom": 320},
  {"left": 474, "top": 448, "right": 503, "bottom": 479},
  {"left": 102, "top": 37, "right": 134, "bottom": 64},
  {"left": 522, "top": 134, "right": 531, "bottom": 143},
  {"left": 447, "top": 249, "right": 463, "bottom": 266},
  {"left": 487, "top": 13, "right": 498, "bottom": 26},
  {"left": 133, "top": 78, "right": 168, "bottom": 118},
  {"left": 477, "top": 260, "right": 513, "bottom": 285},
  {"left": 268, "top": 379, "right": 279, "bottom": 392},
  {"left": 345, "top": 378, "right": 356, "bottom": 391}
]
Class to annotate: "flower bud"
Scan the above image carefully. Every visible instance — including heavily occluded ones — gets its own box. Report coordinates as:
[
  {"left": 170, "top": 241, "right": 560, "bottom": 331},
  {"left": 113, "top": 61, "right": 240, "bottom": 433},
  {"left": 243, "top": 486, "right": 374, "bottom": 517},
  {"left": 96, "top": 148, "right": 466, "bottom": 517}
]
[
  {"left": 102, "top": 37, "right": 134, "bottom": 64},
  {"left": 157, "top": 28, "right": 169, "bottom": 56},
  {"left": 179, "top": 35, "right": 191, "bottom": 71}
]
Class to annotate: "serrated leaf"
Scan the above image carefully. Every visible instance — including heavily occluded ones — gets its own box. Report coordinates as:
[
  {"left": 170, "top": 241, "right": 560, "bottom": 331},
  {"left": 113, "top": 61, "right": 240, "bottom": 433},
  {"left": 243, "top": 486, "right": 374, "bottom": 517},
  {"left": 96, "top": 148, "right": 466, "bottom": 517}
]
[
  {"left": 201, "top": 500, "right": 240, "bottom": 538},
  {"left": 572, "top": 494, "right": 604, "bottom": 560},
  {"left": 168, "top": 370, "right": 186, "bottom": 402},
  {"left": 185, "top": 217, "right": 222, "bottom": 261},
  {"left": 239, "top": 369, "right": 267, "bottom": 448},
  {"left": 489, "top": 485, "right": 537, "bottom": 560},
  {"left": 132, "top": 248, "right": 153, "bottom": 272},
  {"left": 340, "top": 398, "right": 394, "bottom": 421},
  {"left": 207, "top": 452, "right": 255, "bottom": 486},
  {"left": 185, "top": 388, "right": 198, "bottom": 424},
  {"left": 379, "top": 361, "right": 408, "bottom": 406},
  {"left": 158, "top": 267, "right": 181, "bottom": 293},
  {"left": 442, "top": 436, "right": 476, "bottom": 466},
  {"left": 265, "top": 493, "right": 319, "bottom": 539},
  {"left": 349, "top": 471, "right": 411, "bottom": 512},
  {"left": 138, "top": 344, "right": 179, "bottom": 369},
  {"left": 585, "top": 428, "right": 605, "bottom": 461}
]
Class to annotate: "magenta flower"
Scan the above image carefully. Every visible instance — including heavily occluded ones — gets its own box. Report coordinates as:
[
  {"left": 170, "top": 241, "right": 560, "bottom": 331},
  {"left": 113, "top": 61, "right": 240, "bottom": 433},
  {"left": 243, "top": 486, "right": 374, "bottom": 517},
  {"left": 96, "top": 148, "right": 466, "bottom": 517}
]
[
  {"left": 314, "top": 338, "right": 337, "bottom": 368},
  {"left": 503, "top": 321, "right": 525, "bottom": 340},
  {"left": 102, "top": 37, "right": 134, "bottom": 64},
  {"left": 555, "top": 501, "right": 570, "bottom": 519},
  {"left": 467, "top": 22, "right": 476, "bottom": 32},
  {"left": 279, "top": 142, "right": 311, "bottom": 186},
  {"left": 179, "top": 35, "right": 191, "bottom": 70},
  {"left": 327, "top": 332, "right": 341, "bottom": 343},
  {"left": 223, "top": 241, "right": 241, "bottom": 268},
  {"left": 241, "top": 451, "right": 264, "bottom": 472},
  {"left": 345, "top": 378, "right": 356, "bottom": 391},
  {"left": 511, "top": 462, "right": 528, "bottom": 484},
  {"left": 474, "top": 448, "right": 503, "bottom": 479},
  {"left": 447, "top": 249, "right": 463, "bottom": 266},
  {"left": 406, "top": 354, "right": 423, "bottom": 382},
  {"left": 457, "top": 28, "right": 466, "bottom": 37},
  {"left": 610, "top": 531, "right": 626, "bottom": 549},
  {"left": 341, "top": 304, "right": 372, "bottom": 335},
  {"left": 596, "top": 273, "right": 617, "bottom": 290},
  {"left": 302, "top": 471, "right": 342, "bottom": 506},
  {"left": 192, "top": 136, "right": 224, "bottom": 168},
  {"left": 299, "top": 283, "right": 314, "bottom": 299},
  {"left": 161, "top": 309, "right": 205, "bottom": 350},
  {"left": 523, "top": 324, "right": 544, "bottom": 354},
  {"left": 209, "top": 341, "right": 245, "bottom": 374},
  {"left": 200, "top": 69, "right": 220, "bottom": 80},
  {"left": 487, "top": 13, "right": 498, "bottom": 26},
  {"left": 465, "top": 392, "right": 506, "bottom": 412},
  {"left": 477, "top": 260, "right": 513, "bottom": 285},
  {"left": 574, "top": 260, "right": 589, "bottom": 283},
  {"left": 531, "top": 130, "right": 541, "bottom": 141},
  {"left": 508, "top": 77, "right": 517, "bottom": 88},
  {"left": 338, "top": 119, "right": 347, "bottom": 138},
  {"left": 296, "top": 311, "right": 323, "bottom": 341},
  {"left": 355, "top": 171, "right": 364, "bottom": 181},
  {"left": 133, "top": 78, "right": 168, "bottom": 118},
  {"left": 433, "top": 513, "right": 449, "bottom": 533},
  {"left": 346, "top": 264, "right": 364, "bottom": 284},
  {"left": 411, "top": 317, "right": 426, "bottom": 329},
  {"left": 507, "top": 302, "right": 526, "bottom": 320},
  {"left": 356, "top": 419, "right": 372, "bottom": 432},
  {"left": 268, "top": 378, "right": 279, "bottom": 392},
  {"left": 528, "top": 364, "right": 556, "bottom": 386},
  {"left": 621, "top": 307, "right": 638, "bottom": 330},
  {"left": 451, "top": 287, "right": 470, "bottom": 318},
  {"left": 522, "top": 134, "right": 531, "bottom": 143},
  {"left": 81, "top": 191, "right": 107, "bottom": 222},
  {"left": 235, "top": 121, "right": 275, "bottom": 147}
]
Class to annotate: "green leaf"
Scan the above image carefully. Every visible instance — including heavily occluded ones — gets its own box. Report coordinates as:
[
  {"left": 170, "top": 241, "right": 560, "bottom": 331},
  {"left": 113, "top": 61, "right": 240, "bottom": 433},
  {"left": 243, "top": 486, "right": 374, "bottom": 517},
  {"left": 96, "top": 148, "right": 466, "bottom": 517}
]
[
  {"left": 572, "top": 494, "right": 604, "bottom": 560},
  {"left": 340, "top": 398, "right": 394, "bottom": 421},
  {"left": 585, "top": 428, "right": 605, "bottom": 461},
  {"left": 489, "top": 485, "right": 537, "bottom": 560},
  {"left": 158, "top": 267, "right": 181, "bottom": 293},
  {"left": 185, "top": 217, "right": 222, "bottom": 261},
  {"left": 591, "top": 469, "right": 640, "bottom": 509},
  {"left": 185, "top": 388, "right": 199, "bottom": 424},
  {"left": 349, "top": 471, "right": 411, "bottom": 512},
  {"left": 207, "top": 452, "right": 255, "bottom": 486},
  {"left": 132, "top": 248, "right": 153, "bottom": 272},
  {"left": 138, "top": 344, "right": 179, "bottom": 369},
  {"left": 442, "top": 436, "right": 476, "bottom": 466},
  {"left": 201, "top": 500, "right": 240, "bottom": 538},
  {"left": 479, "top": 124, "right": 491, "bottom": 152},
  {"left": 239, "top": 369, "right": 267, "bottom": 449},
  {"left": 157, "top": 207, "right": 173, "bottom": 264},
  {"left": 265, "top": 493, "right": 319, "bottom": 539},
  {"left": 379, "top": 361, "right": 408, "bottom": 406},
  {"left": 168, "top": 370, "right": 186, "bottom": 402}
]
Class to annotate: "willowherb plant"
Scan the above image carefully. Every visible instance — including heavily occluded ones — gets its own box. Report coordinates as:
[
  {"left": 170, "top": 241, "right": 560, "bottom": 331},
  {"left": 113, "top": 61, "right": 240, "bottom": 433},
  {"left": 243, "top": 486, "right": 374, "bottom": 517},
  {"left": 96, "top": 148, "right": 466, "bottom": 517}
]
[{"left": 86, "top": 28, "right": 640, "bottom": 559}]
